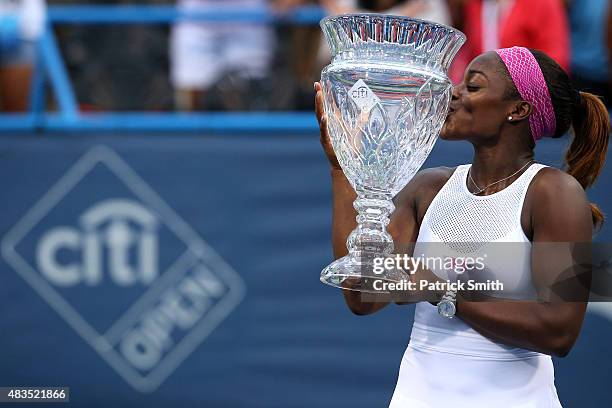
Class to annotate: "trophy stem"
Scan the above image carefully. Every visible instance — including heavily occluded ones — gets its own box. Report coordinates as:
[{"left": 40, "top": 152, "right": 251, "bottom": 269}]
[
  {"left": 320, "top": 190, "right": 406, "bottom": 293},
  {"left": 348, "top": 191, "right": 395, "bottom": 256}
]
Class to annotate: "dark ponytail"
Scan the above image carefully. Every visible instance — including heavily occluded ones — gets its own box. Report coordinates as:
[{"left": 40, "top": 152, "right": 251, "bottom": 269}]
[
  {"left": 529, "top": 49, "right": 611, "bottom": 229},
  {"left": 566, "top": 91, "right": 610, "bottom": 227}
]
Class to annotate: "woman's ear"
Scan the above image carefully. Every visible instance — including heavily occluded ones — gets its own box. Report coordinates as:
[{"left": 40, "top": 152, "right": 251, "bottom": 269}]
[{"left": 508, "top": 100, "right": 533, "bottom": 122}]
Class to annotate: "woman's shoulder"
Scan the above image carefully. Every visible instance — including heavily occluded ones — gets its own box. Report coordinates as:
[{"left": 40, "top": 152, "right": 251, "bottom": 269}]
[
  {"left": 395, "top": 166, "right": 457, "bottom": 210},
  {"left": 529, "top": 166, "right": 587, "bottom": 199},
  {"left": 411, "top": 166, "right": 458, "bottom": 191},
  {"left": 524, "top": 166, "right": 592, "bottom": 239}
]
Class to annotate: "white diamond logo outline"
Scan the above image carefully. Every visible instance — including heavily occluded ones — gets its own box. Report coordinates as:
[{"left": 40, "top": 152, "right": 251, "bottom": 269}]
[
  {"left": 1, "top": 145, "right": 246, "bottom": 392},
  {"left": 348, "top": 79, "right": 381, "bottom": 112}
]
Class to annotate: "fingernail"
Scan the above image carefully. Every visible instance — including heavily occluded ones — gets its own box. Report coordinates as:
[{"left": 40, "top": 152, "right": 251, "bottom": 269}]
[{"left": 314, "top": 82, "right": 317, "bottom": 91}]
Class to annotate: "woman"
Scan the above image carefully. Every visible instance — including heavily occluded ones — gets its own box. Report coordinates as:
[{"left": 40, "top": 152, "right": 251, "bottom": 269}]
[{"left": 314, "top": 47, "right": 610, "bottom": 406}]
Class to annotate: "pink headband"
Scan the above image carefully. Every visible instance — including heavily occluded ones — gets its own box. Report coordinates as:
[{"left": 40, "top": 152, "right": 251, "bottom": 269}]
[{"left": 495, "top": 47, "right": 556, "bottom": 141}]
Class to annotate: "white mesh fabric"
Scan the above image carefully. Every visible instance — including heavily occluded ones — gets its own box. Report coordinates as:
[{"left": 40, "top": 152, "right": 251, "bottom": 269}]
[{"left": 425, "top": 164, "right": 547, "bottom": 253}]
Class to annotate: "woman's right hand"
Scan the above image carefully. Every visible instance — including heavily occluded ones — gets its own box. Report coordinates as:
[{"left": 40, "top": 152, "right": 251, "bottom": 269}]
[{"left": 314, "top": 81, "right": 342, "bottom": 171}]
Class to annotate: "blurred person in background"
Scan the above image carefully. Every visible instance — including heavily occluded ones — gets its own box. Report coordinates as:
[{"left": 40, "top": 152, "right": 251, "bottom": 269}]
[
  {"left": 0, "top": 0, "right": 45, "bottom": 111},
  {"left": 170, "top": 0, "right": 276, "bottom": 111},
  {"left": 450, "top": 0, "right": 570, "bottom": 82},
  {"left": 568, "top": 0, "right": 611, "bottom": 107},
  {"left": 265, "top": 0, "right": 452, "bottom": 111},
  {"left": 315, "top": 0, "right": 452, "bottom": 88},
  {"left": 268, "top": 0, "right": 322, "bottom": 110},
  {"left": 320, "top": 0, "right": 451, "bottom": 24},
  {"left": 273, "top": 0, "right": 311, "bottom": 13},
  {"left": 318, "top": 1, "right": 452, "bottom": 57}
]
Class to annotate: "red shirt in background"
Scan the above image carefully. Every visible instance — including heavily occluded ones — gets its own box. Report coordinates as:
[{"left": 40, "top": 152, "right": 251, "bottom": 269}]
[{"left": 451, "top": 0, "right": 570, "bottom": 83}]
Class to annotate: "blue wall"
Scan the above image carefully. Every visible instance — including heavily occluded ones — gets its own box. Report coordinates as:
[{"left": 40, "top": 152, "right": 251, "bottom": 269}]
[{"left": 0, "top": 133, "right": 610, "bottom": 407}]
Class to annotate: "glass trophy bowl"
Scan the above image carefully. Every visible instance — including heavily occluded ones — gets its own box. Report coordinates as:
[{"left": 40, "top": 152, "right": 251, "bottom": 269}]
[{"left": 319, "top": 14, "right": 465, "bottom": 293}]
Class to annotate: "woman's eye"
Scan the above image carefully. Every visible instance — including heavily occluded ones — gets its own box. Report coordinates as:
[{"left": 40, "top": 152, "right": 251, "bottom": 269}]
[{"left": 467, "top": 85, "right": 479, "bottom": 92}]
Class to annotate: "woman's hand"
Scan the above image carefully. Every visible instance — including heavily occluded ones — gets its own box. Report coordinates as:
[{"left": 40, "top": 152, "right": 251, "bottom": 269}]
[
  {"left": 394, "top": 265, "right": 446, "bottom": 305},
  {"left": 314, "top": 81, "right": 342, "bottom": 171}
]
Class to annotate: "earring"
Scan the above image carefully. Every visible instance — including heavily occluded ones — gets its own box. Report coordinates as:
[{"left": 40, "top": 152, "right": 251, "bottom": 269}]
[{"left": 508, "top": 116, "right": 513, "bottom": 121}]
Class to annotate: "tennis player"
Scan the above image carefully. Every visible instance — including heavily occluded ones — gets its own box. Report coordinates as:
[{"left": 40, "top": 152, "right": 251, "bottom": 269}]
[{"left": 314, "top": 47, "right": 610, "bottom": 407}]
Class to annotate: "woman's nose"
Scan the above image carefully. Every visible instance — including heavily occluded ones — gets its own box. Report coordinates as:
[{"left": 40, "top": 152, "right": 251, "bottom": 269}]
[{"left": 451, "top": 84, "right": 461, "bottom": 100}]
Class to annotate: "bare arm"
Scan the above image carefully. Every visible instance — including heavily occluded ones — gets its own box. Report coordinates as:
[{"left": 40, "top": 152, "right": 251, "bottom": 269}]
[{"left": 455, "top": 169, "right": 592, "bottom": 357}]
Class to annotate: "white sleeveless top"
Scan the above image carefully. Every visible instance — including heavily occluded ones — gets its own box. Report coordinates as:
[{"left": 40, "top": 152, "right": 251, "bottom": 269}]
[
  {"left": 389, "top": 163, "right": 563, "bottom": 407},
  {"left": 411, "top": 162, "right": 548, "bottom": 359}
]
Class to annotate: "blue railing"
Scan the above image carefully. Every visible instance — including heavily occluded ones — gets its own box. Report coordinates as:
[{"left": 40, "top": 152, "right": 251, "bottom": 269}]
[{"left": 0, "top": 5, "right": 327, "bottom": 133}]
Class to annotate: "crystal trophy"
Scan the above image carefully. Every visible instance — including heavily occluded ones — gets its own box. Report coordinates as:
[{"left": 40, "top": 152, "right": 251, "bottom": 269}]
[{"left": 319, "top": 14, "right": 465, "bottom": 292}]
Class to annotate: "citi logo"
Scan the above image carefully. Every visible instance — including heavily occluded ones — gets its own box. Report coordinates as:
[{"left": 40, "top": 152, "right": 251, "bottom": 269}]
[
  {"left": 348, "top": 79, "right": 380, "bottom": 112},
  {"left": 351, "top": 86, "right": 369, "bottom": 99},
  {"left": 38, "top": 199, "right": 158, "bottom": 287}
]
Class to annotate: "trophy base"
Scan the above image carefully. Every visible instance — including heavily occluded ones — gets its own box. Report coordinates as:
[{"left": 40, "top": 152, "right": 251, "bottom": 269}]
[{"left": 320, "top": 253, "right": 407, "bottom": 294}]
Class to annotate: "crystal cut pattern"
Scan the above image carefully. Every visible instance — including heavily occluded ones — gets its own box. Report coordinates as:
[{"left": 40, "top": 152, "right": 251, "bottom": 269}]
[{"left": 319, "top": 14, "right": 465, "bottom": 292}]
